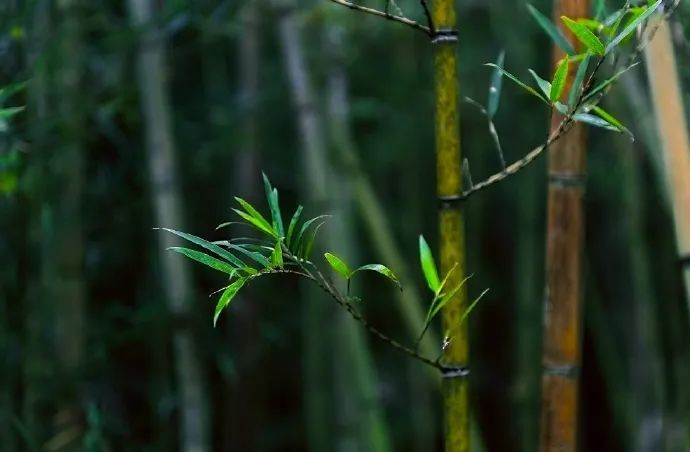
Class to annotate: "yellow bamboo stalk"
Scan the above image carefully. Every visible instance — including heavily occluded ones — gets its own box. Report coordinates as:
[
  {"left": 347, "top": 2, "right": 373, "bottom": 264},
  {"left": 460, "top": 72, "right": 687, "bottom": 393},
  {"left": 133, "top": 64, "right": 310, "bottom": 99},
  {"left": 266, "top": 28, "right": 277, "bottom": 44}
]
[
  {"left": 643, "top": 15, "right": 690, "bottom": 311},
  {"left": 431, "top": 0, "right": 469, "bottom": 450}
]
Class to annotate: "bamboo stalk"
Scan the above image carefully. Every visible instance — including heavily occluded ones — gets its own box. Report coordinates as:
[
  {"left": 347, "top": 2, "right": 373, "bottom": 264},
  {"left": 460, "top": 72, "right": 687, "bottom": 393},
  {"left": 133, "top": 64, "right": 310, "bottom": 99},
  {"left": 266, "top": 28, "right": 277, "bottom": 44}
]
[
  {"left": 128, "top": 2, "right": 209, "bottom": 451},
  {"left": 429, "top": 0, "right": 470, "bottom": 449},
  {"left": 540, "top": 1, "right": 588, "bottom": 451},
  {"left": 643, "top": 14, "right": 690, "bottom": 322}
]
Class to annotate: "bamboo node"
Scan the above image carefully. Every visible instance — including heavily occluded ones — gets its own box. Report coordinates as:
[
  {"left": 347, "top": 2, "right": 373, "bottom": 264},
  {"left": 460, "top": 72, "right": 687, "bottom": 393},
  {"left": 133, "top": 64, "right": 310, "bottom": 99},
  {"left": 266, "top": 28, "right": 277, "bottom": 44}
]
[
  {"left": 431, "top": 28, "right": 458, "bottom": 44},
  {"left": 542, "top": 364, "right": 579, "bottom": 378},
  {"left": 441, "top": 365, "right": 470, "bottom": 379}
]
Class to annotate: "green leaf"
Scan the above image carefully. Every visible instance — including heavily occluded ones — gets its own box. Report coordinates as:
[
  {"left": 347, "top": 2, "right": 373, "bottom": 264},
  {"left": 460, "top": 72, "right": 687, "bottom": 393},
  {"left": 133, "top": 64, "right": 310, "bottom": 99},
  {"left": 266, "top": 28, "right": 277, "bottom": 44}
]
[
  {"left": 353, "top": 264, "right": 402, "bottom": 290},
  {"left": 528, "top": 69, "right": 552, "bottom": 99},
  {"left": 418, "top": 235, "right": 440, "bottom": 292},
  {"left": 577, "top": 18, "right": 604, "bottom": 32},
  {"left": 159, "top": 228, "right": 245, "bottom": 267},
  {"left": 262, "top": 173, "right": 285, "bottom": 237},
  {"left": 487, "top": 50, "right": 505, "bottom": 118},
  {"left": 292, "top": 214, "right": 330, "bottom": 255},
  {"left": 561, "top": 16, "right": 605, "bottom": 55},
  {"left": 583, "top": 62, "right": 638, "bottom": 103},
  {"left": 605, "top": 0, "right": 661, "bottom": 53},
  {"left": 285, "top": 205, "right": 304, "bottom": 248},
  {"left": 594, "top": 0, "right": 607, "bottom": 20},
  {"left": 232, "top": 209, "right": 276, "bottom": 238},
  {"left": 234, "top": 197, "right": 277, "bottom": 238},
  {"left": 526, "top": 4, "right": 576, "bottom": 55},
  {"left": 435, "top": 263, "right": 458, "bottom": 297},
  {"left": 550, "top": 56, "right": 569, "bottom": 102},
  {"left": 227, "top": 244, "right": 271, "bottom": 268},
  {"left": 572, "top": 112, "right": 622, "bottom": 132},
  {"left": 0, "top": 106, "right": 25, "bottom": 119},
  {"left": 592, "top": 105, "right": 632, "bottom": 138},
  {"left": 460, "top": 288, "right": 490, "bottom": 323},
  {"left": 301, "top": 221, "right": 327, "bottom": 259},
  {"left": 568, "top": 52, "right": 591, "bottom": 107},
  {"left": 168, "top": 247, "right": 236, "bottom": 275},
  {"left": 271, "top": 240, "right": 284, "bottom": 268},
  {"left": 324, "top": 252, "right": 352, "bottom": 279},
  {"left": 428, "top": 274, "right": 472, "bottom": 321},
  {"left": 485, "top": 64, "right": 549, "bottom": 104},
  {"left": 213, "top": 278, "right": 246, "bottom": 326}
]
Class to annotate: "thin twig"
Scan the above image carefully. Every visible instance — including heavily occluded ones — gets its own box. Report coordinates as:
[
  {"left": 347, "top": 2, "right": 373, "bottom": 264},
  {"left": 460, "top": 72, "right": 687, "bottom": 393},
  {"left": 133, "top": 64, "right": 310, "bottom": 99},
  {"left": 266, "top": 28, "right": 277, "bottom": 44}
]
[{"left": 327, "top": 0, "right": 431, "bottom": 35}]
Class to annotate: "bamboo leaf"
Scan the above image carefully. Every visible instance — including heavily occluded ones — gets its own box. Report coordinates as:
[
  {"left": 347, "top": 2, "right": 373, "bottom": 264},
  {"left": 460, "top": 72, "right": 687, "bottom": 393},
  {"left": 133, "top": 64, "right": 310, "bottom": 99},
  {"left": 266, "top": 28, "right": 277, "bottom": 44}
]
[
  {"left": 262, "top": 173, "right": 285, "bottom": 237},
  {"left": 605, "top": 0, "right": 661, "bottom": 53},
  {"left": 592, "top": 105, "right": 633, "bottom": 139},
  {"left": 292, "top": 214, "right": 330, "bottom": 255},
  {"left": 213, "top": 278, "right": 246, "bottom": 326},
  {"left": 227, "top": 244, "right": 271, "bottom": 268},
  {"left": 568, "top": 52, "right": 591, "bottom": 107},
  {"left": 436, "top": 263, "right": 459, "bottom": 297},
  {"left": 232, "top": 209, "right": 277, "bottom": 238},
  {"left": 286, "top": 205, "right": 304, "bottom": 248},
  {"left": 487, "top": 50, "right": 505, "bottom": 118},
  {"left": 572, "top": 112, "right": 622, "bottom": 132},
  {"left": 526, "top": 4, "right": 576, "bottom": 55},
  {"left": 168, "top": 247, "right": 236, "bottom": 275},
  {"left": 301, "top": 221, "right": 327, "bottom": 259},
  {"left": 353, "top": 264, "right": 402, "bottom": 290},
  {"left": 429, "top": 274, "right": 472, "bottom": 321},
  {"left": 418, "top": 235, "right": 440, "bottom": 292},
  {"left": 460, "top": 288, "right": 490, "bottom": 323},
  {"left": 528, "top": 69, "right": 552, "bottom": 99},
  {"left": 159, "top": 228, "right": 245, "bottom": 267},
  {"left": 550, "top": 56, "right": 569, "bottom": 102},
  {"left": 0, "top": 106, "right": 25, "bottom": 120},
  {"left": 561, "top": 16, "right": 605, "bottom": 55},
  {"left": 324, "top": 252, "right": 352, "bottom": 279},
  {"left": 583, "top": 62, "right": 638, "bottom": 102},
  {"left": 271, "top": 240, "right": 284, "bottom": 268},
  {"left": 234, "top": 197, "right": 277, "bottom": 238},
  {"left": 485, "top": 64, "right": 549, "bottom": 104}
]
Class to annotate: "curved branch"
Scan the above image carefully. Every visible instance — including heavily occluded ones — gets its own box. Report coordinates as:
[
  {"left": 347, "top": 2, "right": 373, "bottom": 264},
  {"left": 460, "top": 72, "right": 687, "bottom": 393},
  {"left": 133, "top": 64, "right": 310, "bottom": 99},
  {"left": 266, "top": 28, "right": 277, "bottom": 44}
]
[{"left": 327, "top": 0, "right": 432, "bottom": 35}]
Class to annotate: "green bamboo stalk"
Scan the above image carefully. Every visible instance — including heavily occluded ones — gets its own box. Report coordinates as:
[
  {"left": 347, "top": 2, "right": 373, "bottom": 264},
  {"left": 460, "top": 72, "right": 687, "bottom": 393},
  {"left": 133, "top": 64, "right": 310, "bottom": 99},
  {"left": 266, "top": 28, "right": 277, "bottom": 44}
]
[{"left": 429, "top": 0, "right": 470, "bottom": 449}]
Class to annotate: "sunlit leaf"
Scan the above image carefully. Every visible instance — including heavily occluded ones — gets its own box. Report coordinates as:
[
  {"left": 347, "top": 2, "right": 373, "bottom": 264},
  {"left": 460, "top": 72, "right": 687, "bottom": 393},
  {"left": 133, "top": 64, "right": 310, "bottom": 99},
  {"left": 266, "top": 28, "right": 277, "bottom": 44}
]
[
  {"left": 168, "top": 247, "right": 236, "bottom": 275},
  {"left": 234, "top": 197, "right": 277, "bottom": 238},
  {"left": 436, "top": 262, "right": 458, "bottom": 297},
  {"left": 428, "top": 274, "right": 472, "bottom": 321},
  {"left": 324, "top": 252, "right": 352, "bottom": 278},
  {"left": 592, "top": 105, "right": 633, "bottom": 139},
  {"left": 528, "top": 69, "right": 552, "bottom": 99},
  {"left": 271, "top": 240, "right": 284, "bottom": 268},
  {"left": 568, "top": 52, "right": 591, "bottom": 107},
  {"left": 526, "top": 4, "right": 576, "bottom": 55},
  {"left": 550, "top": 56, "right": 569, "bottom": 102},
  {"left": 159, "top": 228, "right": 245, "bottom": 267},
  {"left": 213, "top": 278, "right": 246, "bottom": 326},
  {"left": 232, "top": 209, "right": 276, "bottom": 238},
  {"left": 262, "top": 173, "right": 285, "bottom": 237},
  {"left": 487, "top": 50, "right": 505, "bottom": 118},
  {"left": 292, "top": 214, "right": 330, "bottom": 255},
  {"left": 561, "top": 16, "right": 605, "bottom": 55},
  {"left": 485, "top": 64, "right": 548, "bottom": 104},
  {"left": 605, "top": 0, "right": 661, "bottom": 53},
  {"left": 353, "top": 264, "right": 402, "bottom": 290},
  {"left": 301, "top": 220, "right": 327, "bottom": 259},
  {"left": 418, "top": 235, "right": 440, "bottom": 292}
]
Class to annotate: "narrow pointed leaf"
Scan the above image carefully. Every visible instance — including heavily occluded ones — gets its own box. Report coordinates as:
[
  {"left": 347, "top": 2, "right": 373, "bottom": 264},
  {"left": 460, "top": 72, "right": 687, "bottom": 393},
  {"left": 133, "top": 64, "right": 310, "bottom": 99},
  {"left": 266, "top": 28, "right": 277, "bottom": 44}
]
[
  {"left": 292, "top": 214, "right": 330, "bottom": 255},
  {"left": 487, "top": 50, "right": 505, "bottom": 118},
  {"left": 324, "top": 252, "right": 352, "bottom": 279},
  {"left": 429, "top": 274, "right": 473, "bottom": 320},
  {"left": 550, "top": 56, "right": 569, "bottom": 102},
  {"left": 301, "top": 221, "right": 326, "bottom": 259},
  {"left": 526, "top": 4, "right": 576, "bottom": 55},
  {"left": 160, "top": 228, "right": 245, "bottom": 267},
  {"left": 573, "top": 112, "right": 622, "bottom": 131},
  {"left": 561, "top": 16, "right": 605, "bottom": 55},
  {"left": 227, "top": 244, "right": 271, "bottom": 268},
  {"left": 0, "top": 106, "right": 25, "bottom": 120},
  {"left": 592, "top": 105, "right": 633, "bottom": 139},
  {"left": 353, "top": 264, "right": 402, "bottom": 290},
  {"left": 285, "top": 205, "right": 304, "bottom": 248},
  {"left": 168, "top": 247, "right": 236, "bottom": 275},
  {"left": 234, "top": 197, "right": 276, "bottom": 237},
  {"left": 271, "top": 240, "right": 284, "bottom": 268},
  {"left": 418, "top": 235, "right": 440, "bottom": 292},
  {"left": 528, "top": 69, "right": 552, "bottom": 99},
  {"left": 605, "top": 0, "right": 661, "bottom": 53},
  {"left": 435, "top": 263, "right": 459, "bottom": 297},
  {"left": 568, "top": 52, "right": 591, "bottom": 107},
  {"left": 485, "top": 64, "right": 549, "bottom": 103},
  {"left": 262, "top": 173, "right": 285, "bottom": 237},
  {"left": 213, "top": 278, "right": 246, "bottom": 326},
  {"left": 460, "top": 288, "right": 490, "bottom": 323},
  {"left": 583, "top": 62, "right": 638, "bottom": 102}
]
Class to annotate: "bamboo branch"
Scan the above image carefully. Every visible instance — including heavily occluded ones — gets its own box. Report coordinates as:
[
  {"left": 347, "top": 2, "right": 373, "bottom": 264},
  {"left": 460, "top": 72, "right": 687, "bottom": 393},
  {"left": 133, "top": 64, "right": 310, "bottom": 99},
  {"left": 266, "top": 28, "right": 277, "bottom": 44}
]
[{"left": 327, "top": 0, "right": 432, "bottom": 35}]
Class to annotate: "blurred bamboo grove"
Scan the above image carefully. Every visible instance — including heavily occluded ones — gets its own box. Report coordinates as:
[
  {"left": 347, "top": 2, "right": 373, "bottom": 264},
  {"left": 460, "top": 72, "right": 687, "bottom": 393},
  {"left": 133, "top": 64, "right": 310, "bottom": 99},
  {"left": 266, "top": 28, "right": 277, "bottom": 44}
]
[{"left": 1, "top": 0, "right": 689, "bottom": 451}]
